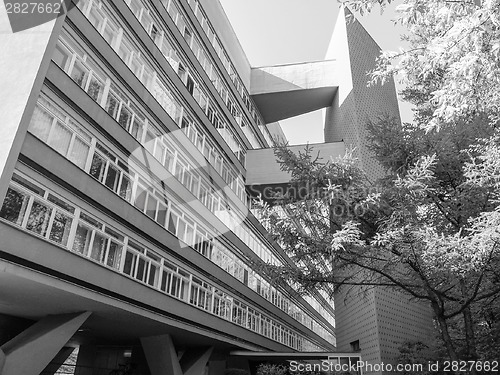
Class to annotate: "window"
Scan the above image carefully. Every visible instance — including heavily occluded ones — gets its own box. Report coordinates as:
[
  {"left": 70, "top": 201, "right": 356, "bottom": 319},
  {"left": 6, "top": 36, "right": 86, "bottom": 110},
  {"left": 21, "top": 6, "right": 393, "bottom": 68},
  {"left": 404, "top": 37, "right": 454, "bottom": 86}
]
[
  {"left": 53, "top": 43, "right": 71, "bottom": 70},
  {"left": 71, "top": 59, "right": 89, "bottom": 88},
  {"left": 87, "top": 73, "right": 104, "bottom": 102},
  {"left": 88, "top": 4, "right": 105, "bottom": 31},
  {"left": 0, "top": 187, "right": 29, "bottom": 225},
  {"left": 102, "top": 18, "right": 119, "bottom": 46},
  {"left": 350, "top": 340, "right": 360, "bottom": 352}
]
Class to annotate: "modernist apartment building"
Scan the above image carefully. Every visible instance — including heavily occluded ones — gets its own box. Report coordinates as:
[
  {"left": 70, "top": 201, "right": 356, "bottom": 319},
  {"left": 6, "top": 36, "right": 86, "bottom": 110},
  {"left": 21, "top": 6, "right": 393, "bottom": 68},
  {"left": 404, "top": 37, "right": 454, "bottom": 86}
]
[
  {"left": 0, "top": 1, "right": 431, "bottom": 374},
  {"left": 0, "top": 0, "right": 340, "bottom": 374}
]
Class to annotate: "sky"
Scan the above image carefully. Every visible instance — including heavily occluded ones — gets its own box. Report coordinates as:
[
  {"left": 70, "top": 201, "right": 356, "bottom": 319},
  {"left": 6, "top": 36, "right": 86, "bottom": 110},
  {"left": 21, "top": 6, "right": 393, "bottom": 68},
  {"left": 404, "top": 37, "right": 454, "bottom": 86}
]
[{"left": 219, "top": 0, "right": 412, "bottom": 145}]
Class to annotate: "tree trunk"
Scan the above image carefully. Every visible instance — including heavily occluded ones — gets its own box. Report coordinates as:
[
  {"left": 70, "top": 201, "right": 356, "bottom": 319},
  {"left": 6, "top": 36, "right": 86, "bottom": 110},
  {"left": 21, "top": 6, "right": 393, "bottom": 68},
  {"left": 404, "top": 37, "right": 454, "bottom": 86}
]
[
  {"left": 459, "top": 280, "right": 478, "bottom": 360},
  {"left": 431, "top": 300, "right": 460, "bottom": 361}
]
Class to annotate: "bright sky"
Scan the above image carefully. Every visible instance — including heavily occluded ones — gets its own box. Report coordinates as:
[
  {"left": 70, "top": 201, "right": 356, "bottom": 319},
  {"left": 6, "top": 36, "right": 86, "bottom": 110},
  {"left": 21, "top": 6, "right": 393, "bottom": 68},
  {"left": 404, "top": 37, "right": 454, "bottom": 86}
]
[{"left": 219, "top": 0, "right": 412, "bottom": 145}]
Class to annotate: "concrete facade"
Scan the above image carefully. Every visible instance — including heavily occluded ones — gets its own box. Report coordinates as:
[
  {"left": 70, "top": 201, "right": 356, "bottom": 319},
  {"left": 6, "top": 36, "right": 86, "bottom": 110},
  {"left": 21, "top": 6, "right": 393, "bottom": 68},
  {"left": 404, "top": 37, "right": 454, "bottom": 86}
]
[{"left": 0, "top": 0, "right": 337, "bottom": 374}]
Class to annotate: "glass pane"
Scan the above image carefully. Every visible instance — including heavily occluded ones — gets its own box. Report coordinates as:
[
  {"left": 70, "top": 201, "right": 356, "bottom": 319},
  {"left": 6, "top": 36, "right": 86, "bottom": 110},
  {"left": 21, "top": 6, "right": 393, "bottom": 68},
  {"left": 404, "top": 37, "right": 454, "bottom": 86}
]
[
  {"left": 72, "top": 224, "right": 92, "bottom": 255},
  {"left": 48, "top": 121, "right": 72, "bottom": 156},
  {"left": 88, "top": 6, "right": 105, "bottom": 30},
  {"left": 156, "top": 202, "right": 167, "bottom": 226},
  {"left": 102, "top": 21, "right": 118, "bottom": 46},
  {"left": 71, "top": 60, "right": 88, "bottom": 88},
  {"left": 0, "top": 187, "right": 29, "bottom": 225},
  {"left": 118, "top": 175, "right": 132, "bottom": 201},
  {"left": 105, "top": 92, "right": 120, "bottom": 119},
  {"left": 160, "top": 270, "right": 170, "bottom": 292},
  {"left": 144, "top": 130, "right": 155, "bottom": 154},
  {"left": 104, "top": 164, "right": 120, "bottom": 191},
  {"left": 154, "top": 142, "right": 165, "bottom": 163},
  {"left": 129, "top": 0, "right": 141, "bottom": 17},
  {"left": 49, "top": 211, "right": 73, "bottom": 246},
  {"left": 136, "top": 257, "right": 146, "bottom": 281},
  {"left": 26, "top": 200, "right": 52, "bottom": 236},
  {"left": 118, "top": 40, "right": 132, "bottom": 62},
  {"left": 185, "top": 226, "right": 194, "bottom": 246},
  {"left": 107, "top": 241, "right": 122, "bottom": 269},
  {"left": 177, "top": 219, "right": 186, "bottom": 241},
  {"left": 167, "top": 212, "right": 177, "bottom": 234},
  {"left": 68, "top": 137, "right": 90, "bottom": 169},
  {"left": 130, "top": 117, "right": 144, "bottom": 141},
  {"left": 134, "top": 185, "right": 147, "bottom": 211},
  {"left": 53, "top": 43, "right": 70, "bottom": 70},
  {"left": 118, "top": 105, "right": 132, "bottom": 130},
  {"left": 87, "top": 75, "right": 104, "bottom": 103},
  {"left": 146, "top": 195, "right": 157, "bottom": 219},
  {"left": 123, "top": 251, "right": 135, "bottom": 275},
  {"left": 90, "top": 232, "right": 108, "bottom": 263},
  {"left": 90, "top": 153, "right": 106, "bottom": 182},
  {"left": 29, "top": 106, "right": 53, "bottom": 142},
  {"left": 148, "top": 264, "right": 158, "bottom": 287}
]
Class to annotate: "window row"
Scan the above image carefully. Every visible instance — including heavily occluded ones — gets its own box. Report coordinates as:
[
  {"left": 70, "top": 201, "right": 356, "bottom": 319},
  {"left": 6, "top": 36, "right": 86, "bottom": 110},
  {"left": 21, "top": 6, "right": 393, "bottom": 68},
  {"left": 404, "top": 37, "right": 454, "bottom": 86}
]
[
  {"left": 53, "top": 30, "right": 247, "bottom": 205},
  {"left": 28, "top": 92, "right": 335, "bottom": 343},
  {"left": 76, "top": 0, "right": 249, "bottom": 165},
  {"left": 183, "top": 0, "right": 275, "bottom": 148},
  {"left": 166, "top": 0, "right": 336, "bottom": 331},
  {"left": 58, "top": 4, "right": 337, "bottom": 331},
  {"left": 0, "top": 171, "right": 324, "bottom": 351},
  {"left": 130, "top": 0, "right": 266, "bottom": 150}
]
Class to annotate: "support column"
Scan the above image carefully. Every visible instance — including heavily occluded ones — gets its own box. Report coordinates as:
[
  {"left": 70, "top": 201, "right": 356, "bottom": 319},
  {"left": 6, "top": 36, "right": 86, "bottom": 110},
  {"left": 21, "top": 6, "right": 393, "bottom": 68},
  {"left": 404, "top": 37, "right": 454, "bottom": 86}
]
[
  {"left": 41, "top": 346, "right": 75, "bottom": 375},
  {"left": 180, "top": 347, "right": 213, "bottom": 375},
  {"left": 141, "top": 334, "right": 183, "bottom": 375},
  {"left": 208, "top": 360, "right": 226, "bottom": 375},
  {"left": 0, "top": 6, "right": 65, "bottom": 202},
  {"left": 0, "top": 312, "right": 91, "bottom": 375}
]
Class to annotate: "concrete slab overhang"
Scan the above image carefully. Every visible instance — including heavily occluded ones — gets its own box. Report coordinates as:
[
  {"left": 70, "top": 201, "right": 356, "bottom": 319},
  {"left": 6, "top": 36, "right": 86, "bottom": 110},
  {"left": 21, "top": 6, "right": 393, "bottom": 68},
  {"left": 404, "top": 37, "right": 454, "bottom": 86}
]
[
  {"left": 250, "top": 60, "right": 338, "bottom": 123},
  {"left": 246, "top": 142, "right": 345, "bottom": 202}
]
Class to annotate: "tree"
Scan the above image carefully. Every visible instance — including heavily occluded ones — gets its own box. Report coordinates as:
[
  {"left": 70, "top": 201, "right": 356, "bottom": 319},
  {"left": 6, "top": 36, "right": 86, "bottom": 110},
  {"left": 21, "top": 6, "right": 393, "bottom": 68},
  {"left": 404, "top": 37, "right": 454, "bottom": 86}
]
[
  {"left": 339, "top": 0, "right": 500, "bottom": 131},
  {"left": 251, "top": 0, "right": 500, "bottom": 363},
  {"left": 256, "top": 364, "right": 288, "bottom": 375},
  {"left": 254, "top": 115, "right": 500, "bottom": 361}
]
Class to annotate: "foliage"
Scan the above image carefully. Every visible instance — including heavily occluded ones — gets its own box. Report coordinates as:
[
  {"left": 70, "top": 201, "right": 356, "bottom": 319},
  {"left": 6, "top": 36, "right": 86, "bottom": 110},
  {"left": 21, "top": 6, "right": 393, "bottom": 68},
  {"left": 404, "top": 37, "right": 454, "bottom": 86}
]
[
  {"left": 339, "top": 0, "right": 500, "bottom": 130},
  {"left": 251, "top": 0, "right": 500, "bottom": 365},
  {"left": 254, "top": 118, "right": 500, "bottom": 362},
  {"left": 396, "top": 340, "right": 448, "bottom": 375},
  {"left": 256, "top": 363, "right": 288, "bottom": 375}
]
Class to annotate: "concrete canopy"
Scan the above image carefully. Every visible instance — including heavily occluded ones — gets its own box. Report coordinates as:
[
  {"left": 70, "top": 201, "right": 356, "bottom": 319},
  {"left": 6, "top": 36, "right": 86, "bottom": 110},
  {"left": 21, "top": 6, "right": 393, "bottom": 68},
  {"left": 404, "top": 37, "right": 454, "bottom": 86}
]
[{"left": 250, "top": 60, "right": 338, "bottom": 123}]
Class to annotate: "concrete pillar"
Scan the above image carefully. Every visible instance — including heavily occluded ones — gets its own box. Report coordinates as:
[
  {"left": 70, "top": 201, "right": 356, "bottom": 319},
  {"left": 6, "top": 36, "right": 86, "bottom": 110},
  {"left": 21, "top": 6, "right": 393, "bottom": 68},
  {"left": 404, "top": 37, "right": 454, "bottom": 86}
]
[
  {"left": 0, "top": 6, "right": 65, "bottom": 202},
  {"left": 74, "top": 344, "right": 96, "bottom": 375},
  {"left": 141, "top": 334, "right": 183, "bottom": 375},
  {"left": 208, "top": 360, "right": 226, "bottom": 375},
  {"left": 41, "top": 346, "right": 75, "bottom": 375},
  {"left": 181, "top": 347, "right": 213, "bottom": 375},
  {"left": 0, "top": 312, "right": 91, "bottom": 375}
]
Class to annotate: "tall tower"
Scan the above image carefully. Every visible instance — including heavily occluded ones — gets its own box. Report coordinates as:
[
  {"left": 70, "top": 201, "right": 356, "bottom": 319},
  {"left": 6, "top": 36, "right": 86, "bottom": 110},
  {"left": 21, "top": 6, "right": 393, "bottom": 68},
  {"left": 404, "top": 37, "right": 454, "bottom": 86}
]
[{"left": 324, "top": 8, "right": 435, "bottom": 372}]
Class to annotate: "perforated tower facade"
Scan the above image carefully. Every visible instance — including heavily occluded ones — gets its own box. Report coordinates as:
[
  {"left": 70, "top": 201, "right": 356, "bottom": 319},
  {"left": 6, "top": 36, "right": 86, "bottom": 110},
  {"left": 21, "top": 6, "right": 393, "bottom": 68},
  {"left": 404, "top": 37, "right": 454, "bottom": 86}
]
[{"left": 324, "top": 8, "right": 435, "bottom": 374}]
